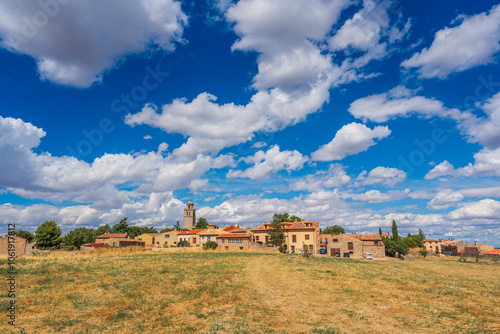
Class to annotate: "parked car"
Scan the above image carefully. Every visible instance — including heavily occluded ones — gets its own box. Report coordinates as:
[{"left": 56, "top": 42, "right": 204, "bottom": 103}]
[
  {"left": 320, "top": 249, "right": 326, "bottom": 254},
  {"left": 364, "top": 253, "right": 373, "bottom": 259},
  {"left": 333, "top": 252, "right": 340, "bottom": 257}
]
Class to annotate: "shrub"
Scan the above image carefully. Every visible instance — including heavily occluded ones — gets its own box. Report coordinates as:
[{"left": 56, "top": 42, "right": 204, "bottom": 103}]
[
  {"left": 302, "top": 244, "right": 312, "bottom": 259},
  {"left": 419, "top": 248, "right": 429, "bottom": 258},
  {"left": 278, "top": 245, "right": 286, "bottom": 254},
  {"left": 178, "top": 240, "right": 190, "bottom": 247},
  {"left": 203, "top": 241, "right": 218, "bottom": 250}
]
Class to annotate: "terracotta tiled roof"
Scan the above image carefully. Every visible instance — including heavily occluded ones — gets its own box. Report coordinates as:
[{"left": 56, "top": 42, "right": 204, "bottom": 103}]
[
  {"left": 349, "top": 233, "right": 383, "bottom": 241},
  {"left": 198, "top": 229, "right": 223, "bottom": 235},
  {"left": 252, "top": 221, "right": 319, "bottom": 231},
  {"left": 96, "top": 233, "right": 128, "bottom": 239},
  {"left": 178, "top": 229, "right": 206, "bottom": 235},
  {"left": 223, "top": 225, "right": 240, "bottom": 232},
  {"left": 230, "top": 228, "right": 252, "bottom": 233},
  {"left": 81, "top": 243, "right": 108, "bottom": 247},
  {"left": 423, "top": 239, "right": 439, "bottom": 242},
  {"left": 217, "top": 233, "right": 251, "bottom": 238},
  {"left": 485, "top": 249, "right": 500, "bottom": 255}
]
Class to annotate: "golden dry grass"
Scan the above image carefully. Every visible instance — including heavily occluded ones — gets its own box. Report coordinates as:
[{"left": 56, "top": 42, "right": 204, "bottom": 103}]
[{"left": 1, "top": 249, "right": 499, "bottom": 333}]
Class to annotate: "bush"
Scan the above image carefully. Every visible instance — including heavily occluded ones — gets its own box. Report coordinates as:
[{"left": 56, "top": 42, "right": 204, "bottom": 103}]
[
  {"left": 203, "top": 241, "right": 218, "bottom": 250},
  {"left": 177, "top": 240, "right": 189, "bottom": 247},
  {"left": 419, "top": 248, "right": 429, "bottom": 258},
  {"left": 278, "top": 245, "right": 287, "bottom": 254}
]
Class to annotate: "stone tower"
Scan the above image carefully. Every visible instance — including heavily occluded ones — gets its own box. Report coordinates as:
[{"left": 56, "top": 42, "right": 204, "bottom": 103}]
[{"left": 183, "top": 199, "right": 196, "bottom": 230}]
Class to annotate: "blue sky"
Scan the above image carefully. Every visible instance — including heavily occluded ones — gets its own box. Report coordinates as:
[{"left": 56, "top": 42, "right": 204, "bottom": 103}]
[{"left": 0, "top": 0, "right": 499, "bottom": 246}]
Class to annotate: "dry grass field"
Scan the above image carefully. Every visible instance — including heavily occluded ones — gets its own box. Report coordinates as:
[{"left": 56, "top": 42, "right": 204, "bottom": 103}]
[{"left": 1, "top": 249, "right": 499, "bottom": 334}]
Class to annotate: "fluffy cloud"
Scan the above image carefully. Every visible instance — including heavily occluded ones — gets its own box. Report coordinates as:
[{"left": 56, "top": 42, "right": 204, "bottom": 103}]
[
  {"left": 427, "top": 190, "right": 464, "bottom": 210},
  {"left": 349, "top": 86, "right": 464, "bottom": 123},
  {"left": 292, "top": 164, "right": 351, "bottom": 191},
  {"left": 402, "top": 4, "right": 500, "bottom": 79},
  {"left": 227, "top": 145, "right": 307, "bottom": 181},
  {"left": 356, "top": 166, "right": 406, "bottom": 187},
  {"left": 459, "top": 91, "right": 500, "bottom": 149},
  {"left": 447, "top": 199, "right": 500, "bottom": 220},
  {"left": 311, "top": 122, "right": 390, "bottom": 161},
  {"left": 349, "top": 189, "right": 409, "bottom": 203},
  {"left": 424, "top": 161, "right": 455, "bottom": 180},
  {"left": 0, "top": 115, "right": 233, "bottom": 207},
  {"left": 226, "top": 0, "right": 349, "bottom": 54},
  {"left": 426, "top": 147, "right": 500, "bottom": 179},
  {"left": 0, "top": 0, "right": 187, "bottom": 87}
]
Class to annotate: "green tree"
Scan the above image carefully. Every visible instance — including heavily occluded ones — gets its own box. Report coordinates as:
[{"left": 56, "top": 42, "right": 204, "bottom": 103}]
[
  {"left": 391, "top": 220, "right": 400, "bottom": 241},
  {"left": 378, "top": 227, "right": 383, "bottom": 237},
  {"left": 418, "top": 228, "right": 425, "bottom": 239},
  {"left": 321, "top": 225, "right": 345, "bottom": 235},
  {"left": 174, "top": 221, "right": 181, "bottom": 231},
  {"left": 178, "top": 240, "right": 189, "bottom": 247},
  {"left": 195, "top": 218, "right": 208, "bottom": 229},
  {"left": 289, "top": 215, "right": 302, "bottom": 222},
  {"left": 95, "top": 224, "right": 110, "bottom": 237},
  {"left": 15, "top": 230, "right": 35, "bottom": 243},
  {"left": 268, "top": 213, "right": 286, "bottom": 246},
  {"left": 383, "top": 220, "right": 409, "bottom": 256},
  {"left": 160, "top": 227, "right": 172, "bottom": 233},
  {"left": 65, "top": 227, "right": 96, "bottom": 248},
  {"left": 301, "top": 243, "right": 312, "bottom": 259},
  {"left": 128, "top": 226, "right": 157, "bottom": 239},
  {"left": 111, "top": 218, "right": 129, "bottom": 234},
  {"left": 203, "top": 241, "right": 218, "bottom": 250},
  {"left": 35, "top": 221, "right": 62, "bottom": 249},
  {"left": 419, "top": 248, "right": 429, "bottom": 258}
]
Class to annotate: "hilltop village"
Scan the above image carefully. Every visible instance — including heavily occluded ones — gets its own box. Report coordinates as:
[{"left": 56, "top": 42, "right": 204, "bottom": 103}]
[{"left": 3, "top": 200, "right": 498, "bottom": 260}]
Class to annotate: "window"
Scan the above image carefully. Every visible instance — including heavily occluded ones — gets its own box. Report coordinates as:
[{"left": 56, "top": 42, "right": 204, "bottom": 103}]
[
  {"left": 309, "top": 245, "right": 313, "bottom": 250},
  {"left": 292, "top": 235, "right": 297, "bottom": 243},
  {"left": 166, "top": 235, "right": 170, "bottom": 238},
  {"left": 265, "top": 236, "right": 269, "bottom": 243},
  {"left": 305, "top": 235, "right": 310, "bottom": 240},
  {"left": 240, "top": 247, "right": 243, "bottom": 250},
  {"left": 333, "top": 239, "right": 338, "bottom": 242},
  {"left": 256, "top": 236, "right": 260, "bottom": 241},
  {"left": 207, "top": 236, "right": 211, "bottom": 241},
  {"left": 237, "top": 239, "right": 242, "bottom": 243},
  {"left": 192, "top": 238, "right": 196, "bottom": 244},
  {"left": 348, "top": 242, "right": 353, "bottom": 251}
]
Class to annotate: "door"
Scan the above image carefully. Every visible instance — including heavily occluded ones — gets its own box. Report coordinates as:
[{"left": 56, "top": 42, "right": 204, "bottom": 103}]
[{"left": 330, "top": 248, "right": 340, "bottom": 256}]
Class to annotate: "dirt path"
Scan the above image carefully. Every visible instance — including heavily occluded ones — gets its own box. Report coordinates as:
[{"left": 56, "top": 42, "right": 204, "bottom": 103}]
[{"left": 243, "top": 255, "right": 328, "bottom": 332}]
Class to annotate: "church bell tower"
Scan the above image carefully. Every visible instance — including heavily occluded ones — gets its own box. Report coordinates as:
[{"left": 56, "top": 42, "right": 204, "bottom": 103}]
[{"left": 183, "top": 199, "right": 196, "bottom": 230}]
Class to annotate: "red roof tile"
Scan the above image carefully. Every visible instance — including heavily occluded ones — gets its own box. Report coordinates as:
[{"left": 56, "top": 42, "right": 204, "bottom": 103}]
[
  {"left": 223, "top": 225, "right": 240, "bottom": 232},
  {"left": 217, "top": 233, "right": 251, "bottom": 238},
  {"left": 81, "top": 243, "right": 108, "bottom": 247},
  {"left": 485, "top": 249, "right": 500, "bottom": 255}
]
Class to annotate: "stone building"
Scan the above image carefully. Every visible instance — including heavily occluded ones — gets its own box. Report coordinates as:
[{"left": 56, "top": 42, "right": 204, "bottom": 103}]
[
  {"left": 183, "top": 199, "right": 196, "bottom": 230},
  {"left": 217, "top": 233, "right": 253, "bottom": 251},
  {"left": 177, "top": 229, "right": 205, "bottom": 246},
  {"left": 154, "top": 231, "right": 180, "bottom": 247},
  {"left": 0, "top": 235, "right": 27, "bottom": 257},
  {"left": 251, "top": 220, "right": 320, "bottom": 254},
  {"left": 463, "top": 242, "right": 494, "bottom": 257},
  {"left": 326, "top": 233, "right": 385, "bottom": 258},
  {"left": 423, "top": 239, "right": 442, "bottom": 253},
  {"left": 483, "top": 249, "right": 500, "bottom": 259},
  {"left": 441, "top": 240, "right": 467, "bottom": 256},
  {"left": 95, "top": 233, "right": 130, "bottom": 247}
]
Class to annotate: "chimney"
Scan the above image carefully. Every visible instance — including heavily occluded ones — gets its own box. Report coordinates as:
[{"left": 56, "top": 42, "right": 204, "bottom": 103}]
[{"left": 474, "top": 241, "right": 477, "bottom": 246}]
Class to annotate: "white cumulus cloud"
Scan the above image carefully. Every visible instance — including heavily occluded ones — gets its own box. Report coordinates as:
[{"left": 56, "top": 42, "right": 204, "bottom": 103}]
[
  {"left": 402, "top": 4, "right": 500, "bottom": 79},
  {"left": 311, "top": 122, "right": 390, "bottom": 161},
  {"left": 0, "top": 0, "right": 187, "bottom": 87}
]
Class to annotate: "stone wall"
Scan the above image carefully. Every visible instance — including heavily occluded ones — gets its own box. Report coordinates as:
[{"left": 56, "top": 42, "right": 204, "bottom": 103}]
[{"left": 0, "top": 236, "right": 27, "bottom": 257}]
